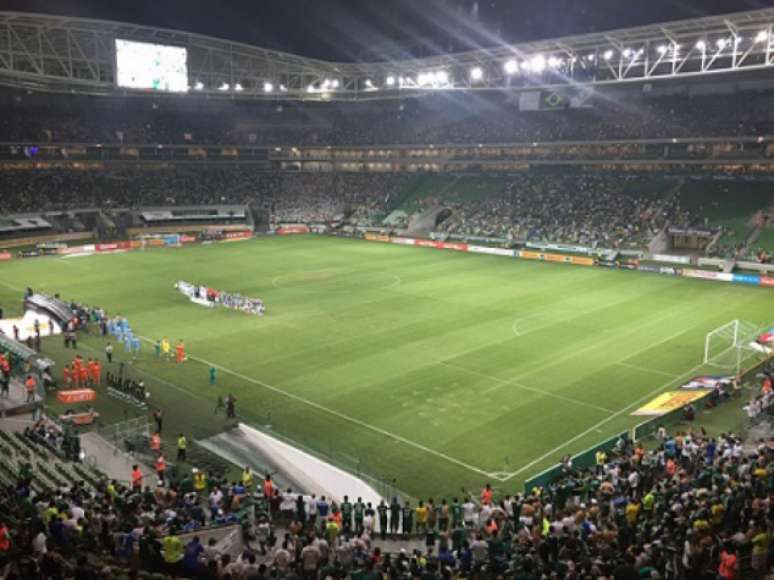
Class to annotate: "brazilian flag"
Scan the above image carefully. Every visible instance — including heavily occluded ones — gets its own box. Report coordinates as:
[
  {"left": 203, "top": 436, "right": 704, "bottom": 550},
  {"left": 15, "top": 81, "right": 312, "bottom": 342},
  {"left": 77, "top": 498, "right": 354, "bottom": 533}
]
[{"left": 542, "top": 91, "right": 567, "bottom": 110}]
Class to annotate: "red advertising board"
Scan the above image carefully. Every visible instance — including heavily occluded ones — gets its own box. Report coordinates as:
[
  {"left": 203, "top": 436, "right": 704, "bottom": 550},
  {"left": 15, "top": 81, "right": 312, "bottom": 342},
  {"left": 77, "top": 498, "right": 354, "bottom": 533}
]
[
  {"left": 0, "top": 252, "right": 11, "bottom": 261},
  {"left": 223, "top": 231, "right": 253, "bottom": 239},
  {"left": 57, "top": 389, "right": 97, "bottom": 404},
  {"left": 440, "top": 242, "right": 469, "bottom": 252},
  {"left": 96, "top": 241, "right": 131, "bottom": 252},
  {"left": 276, "top": 225, "right": 310, "bottom": 235},
  {"left": 760, "top": 277, "right": 774, "bottom": 287}
]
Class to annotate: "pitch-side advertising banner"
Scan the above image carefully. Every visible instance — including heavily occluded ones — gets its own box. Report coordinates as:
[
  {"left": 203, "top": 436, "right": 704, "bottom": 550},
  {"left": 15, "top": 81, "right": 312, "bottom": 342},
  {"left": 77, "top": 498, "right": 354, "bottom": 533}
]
[
  {"left": 468, "top": 246, "right": 516, "bottom": 257},
  {"left": 653, "top": 253, "right": 692, "bottom": 265},
  {"left": 57, "top": 389, "right": 97, "bottom": 404},
  {"left": 682, "top": 269, "right": 733, "bottom": 282}
]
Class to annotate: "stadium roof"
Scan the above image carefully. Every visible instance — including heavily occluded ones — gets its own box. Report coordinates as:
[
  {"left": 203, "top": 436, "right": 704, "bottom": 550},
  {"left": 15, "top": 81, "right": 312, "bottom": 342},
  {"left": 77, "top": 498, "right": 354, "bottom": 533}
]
[{"left": 0, "top": 8, "right": 772, "bottom": 101}]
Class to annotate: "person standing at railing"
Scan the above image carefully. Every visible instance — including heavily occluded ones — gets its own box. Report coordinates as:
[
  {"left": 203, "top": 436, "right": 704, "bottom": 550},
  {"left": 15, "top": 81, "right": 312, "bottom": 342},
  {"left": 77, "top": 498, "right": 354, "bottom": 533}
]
[{"left": 25, "top": 374, "right": 37, "bottom": 402}]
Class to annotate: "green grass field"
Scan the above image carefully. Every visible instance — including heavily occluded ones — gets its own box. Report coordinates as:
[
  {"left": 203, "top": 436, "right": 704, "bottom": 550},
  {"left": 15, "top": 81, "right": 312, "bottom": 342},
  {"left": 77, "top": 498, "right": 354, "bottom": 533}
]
[{"left": 0, "top": 235, "right": 770, "bottom": 498}]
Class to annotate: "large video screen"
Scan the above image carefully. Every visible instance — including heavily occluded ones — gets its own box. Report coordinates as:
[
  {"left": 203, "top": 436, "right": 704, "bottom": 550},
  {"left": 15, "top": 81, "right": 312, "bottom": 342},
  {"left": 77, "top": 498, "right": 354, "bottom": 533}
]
[{"left": 115, "top": 39, "right": 188, "bottom": 93}]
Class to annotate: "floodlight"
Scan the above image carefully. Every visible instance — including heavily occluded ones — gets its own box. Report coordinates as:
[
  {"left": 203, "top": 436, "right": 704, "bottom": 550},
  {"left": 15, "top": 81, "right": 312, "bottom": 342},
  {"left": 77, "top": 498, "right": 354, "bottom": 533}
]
[
  {"left": 603, "top": 50, "right": 614, "bottom": 60},
  {"left": 385, "top": 75, "right": 396, "bottom": 86},
  {"left": 755, "top": 30, "right": 769, "bottom": 44},
  {"left": 586, "top": 54, "right": 596, "bottom": 62},
  {"left": 435, "top": 70, "right": 449, "bottom": 85},
  {"left": 469, "top": 66, "right": 483, "bottom": 81},
  {"left": 218, "top": 82, "right": 229, "bottom": 91},
  {"left": 504, "top": 59, "right": 518, "bottom": 74},
  {"left": 331, "top": 79, "right": 340, "bottom": 89},
  {"left": 657, "top": 45, "right": 667, "bottom": 55},
  {"left": 696, "top": 40, "right": 706, "bottom": 51},
  {"left": 234, "top": 83, "right": 244, "bottom": 92},
  {"left": 193, "top": 81, "right": 204, "bottom": 91},
  {"left": 547, "top": 56, "right": 560, "bottom": 68},
  {"left": 279, "top": 84, "right": 288, "bottom": 92},
  {"left": 622, "top": 48, "right": 633, "bottom": 58},
  {"left": 263, "top": 82, "right": 274, "bottom": 93},
  {"left": 716, "top": 38, "right": 727, "bottom": 50},
  {"left": 530, "top": 54, "right": 546, "bottom": 72}
]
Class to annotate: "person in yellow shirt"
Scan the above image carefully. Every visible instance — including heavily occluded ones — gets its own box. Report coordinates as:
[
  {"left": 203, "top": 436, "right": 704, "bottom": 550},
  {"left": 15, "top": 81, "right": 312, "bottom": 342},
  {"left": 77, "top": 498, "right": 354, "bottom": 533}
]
[
  {"left": 595, "top": 450, "right": 607, "bottom": 474},
  {"left": 161, "top": 338, "right": 171, "bottom": 359},
  {"left": 163, "top": 530, "right": 185, "bottom": 575},
  {"left": 242, "top": 466, "right": 254, "bottom": 490},
  {"left": 415, "top": 500, "right": 429, "bottom": 534},
  {"left": 193, "top": 468, "right": 207, "bottom": 492},
  {"left": 625, "top": 500, "right": 640, "bottom": 526}
]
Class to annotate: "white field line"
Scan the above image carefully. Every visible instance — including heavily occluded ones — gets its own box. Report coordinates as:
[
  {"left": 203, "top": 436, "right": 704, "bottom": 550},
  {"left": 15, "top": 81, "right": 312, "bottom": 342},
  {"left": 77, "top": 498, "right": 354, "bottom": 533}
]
[
  {"left": 438, "top": 361, "right": 615, "bottom": 414},
  {"left": 0, "top": 280, "right": 23, "bottom": 292},
  {"left": 507, "top": 307, "right": 698, "bottom": 385},
  {"left": 136, "top": 335, "right": 494, "bottom": 478},
  {"left": 501, "top": 359, "right": 706, "bottom": 481},
  {"left": 616, "top": 361, "right": 675, "bottom": 378}
]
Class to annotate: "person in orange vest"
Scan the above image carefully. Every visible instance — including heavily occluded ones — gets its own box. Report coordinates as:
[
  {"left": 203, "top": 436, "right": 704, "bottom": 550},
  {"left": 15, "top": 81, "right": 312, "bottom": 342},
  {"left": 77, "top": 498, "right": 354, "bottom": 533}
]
[
  {"left": 155, "top": 454, "right": 166, "bottom": 486},
  {"left": 175, "top": 340, "right": 186, "bottom": 364},
  {"left": 25, "top": 375, "right": 37, "bottom": 402},
  {"left": 263, "top": 474, "right": 274, "bottom": 499},
  {"left": 480, "top": 483, "right": 493, "bottom": 506},
  {"left": 72, "top": 356, "right": 83, "bottom": 387},
  {"left": 62, "top": 364, "right": 72, "bottom": 388},
  {"left": 131, "top": 464, "right": 143, "bottom": 492},
  {"left": 78, "top": 364, "right": 88, "bottom": 389},
  {"left": 150, "top": 432, "right": 161, "bottom": 453},
  {"left": 91, "top": 359, "right": 102, "bottom": 386}
]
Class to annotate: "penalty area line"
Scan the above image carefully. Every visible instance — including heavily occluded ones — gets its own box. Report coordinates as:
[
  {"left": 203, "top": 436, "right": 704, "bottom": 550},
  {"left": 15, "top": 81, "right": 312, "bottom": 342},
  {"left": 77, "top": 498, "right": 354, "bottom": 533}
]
[
  {"left": 502, "top": 359, "right": 707, "bottom": 482},
  {"left": 136, "top": 335, "right": 494, "bottom": 479},
  {"left": 615, "top": 361, "right": 675, "bottom": 378}
]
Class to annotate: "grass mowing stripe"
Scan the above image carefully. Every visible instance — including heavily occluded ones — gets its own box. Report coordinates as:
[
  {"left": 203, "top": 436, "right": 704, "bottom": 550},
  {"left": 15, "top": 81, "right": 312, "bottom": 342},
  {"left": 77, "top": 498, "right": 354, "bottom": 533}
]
[
  {"left": 438, "top": 361, "right": 616, "bottom": 414},
  {"left": 136, "top": 335, "right": 496, "bottom": 478}
]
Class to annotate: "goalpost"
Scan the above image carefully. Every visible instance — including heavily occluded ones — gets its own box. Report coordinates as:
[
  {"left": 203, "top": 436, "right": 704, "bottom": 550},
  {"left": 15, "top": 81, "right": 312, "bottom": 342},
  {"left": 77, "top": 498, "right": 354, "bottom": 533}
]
[{"left": 703, "top": 320, "right": 762, "bottom": 375}]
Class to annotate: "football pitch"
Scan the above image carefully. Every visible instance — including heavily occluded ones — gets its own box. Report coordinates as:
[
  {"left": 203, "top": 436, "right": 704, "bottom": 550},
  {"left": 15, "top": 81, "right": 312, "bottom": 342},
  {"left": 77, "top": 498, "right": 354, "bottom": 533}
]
[{"left": 0, "top": 235, "right": 770, "bottom": 497}]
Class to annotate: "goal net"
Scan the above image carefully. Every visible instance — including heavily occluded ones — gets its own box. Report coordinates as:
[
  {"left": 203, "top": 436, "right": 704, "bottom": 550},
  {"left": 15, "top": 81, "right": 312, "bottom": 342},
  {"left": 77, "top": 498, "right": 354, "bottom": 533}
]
[{"left": 703, "top": 320, "right": 761, "bottom": 373}]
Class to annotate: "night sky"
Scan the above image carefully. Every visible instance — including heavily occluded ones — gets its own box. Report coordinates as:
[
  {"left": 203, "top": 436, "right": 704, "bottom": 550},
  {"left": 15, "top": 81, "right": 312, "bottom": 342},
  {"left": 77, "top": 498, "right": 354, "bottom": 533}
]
[{"left": 0, "top": 0, "right": 772, "bottom": 61}]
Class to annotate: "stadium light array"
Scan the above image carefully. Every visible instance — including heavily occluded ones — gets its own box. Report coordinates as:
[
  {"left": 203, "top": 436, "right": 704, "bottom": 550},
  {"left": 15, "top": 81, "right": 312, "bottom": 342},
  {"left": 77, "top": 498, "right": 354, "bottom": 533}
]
[
  {"left": 263, "top": 82, "right": 274, "bottom": 93},
  {"left": 529, "top": 54, "right": 546, "bottom": 73},
  {"left": 469, "top": 66, "right": 483, "bottom": 81},
  {"left": 755, "top": 30, "right": 769, "bottom": 43},
  {"left": 504, "top": 59, "right": 519, "bottom": 74}
]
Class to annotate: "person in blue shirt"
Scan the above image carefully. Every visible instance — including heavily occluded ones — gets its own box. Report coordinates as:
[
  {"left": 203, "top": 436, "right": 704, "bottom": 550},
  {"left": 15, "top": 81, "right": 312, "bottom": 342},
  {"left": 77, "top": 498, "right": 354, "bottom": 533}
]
[
  {"left": 316, "top": 496, "right": 330, "bottom": 522},
  {"left": 182, "top": 536, "right": 203, "bottom": 574}
]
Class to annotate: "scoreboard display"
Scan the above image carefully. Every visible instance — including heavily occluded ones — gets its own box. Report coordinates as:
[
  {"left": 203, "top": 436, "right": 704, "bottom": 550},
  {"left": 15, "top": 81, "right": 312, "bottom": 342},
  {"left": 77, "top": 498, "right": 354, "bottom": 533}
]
[{"left": 115, "top": 38, "right": 188, "bottom": 93}]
